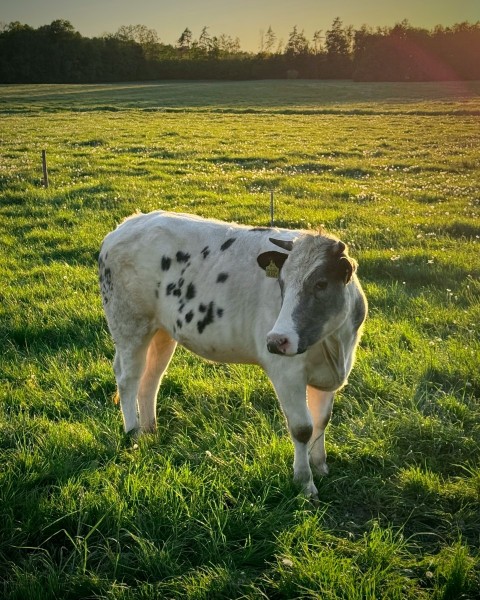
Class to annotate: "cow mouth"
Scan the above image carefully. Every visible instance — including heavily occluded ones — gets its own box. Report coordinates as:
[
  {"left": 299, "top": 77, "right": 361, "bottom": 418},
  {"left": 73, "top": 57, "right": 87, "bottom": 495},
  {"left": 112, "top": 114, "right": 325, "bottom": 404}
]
[
  {"left": 266, "top": 342, "right": 307, "bottom": 356},
  {"left": 266, "top": 331, "right": 308, "bottom": 356}
]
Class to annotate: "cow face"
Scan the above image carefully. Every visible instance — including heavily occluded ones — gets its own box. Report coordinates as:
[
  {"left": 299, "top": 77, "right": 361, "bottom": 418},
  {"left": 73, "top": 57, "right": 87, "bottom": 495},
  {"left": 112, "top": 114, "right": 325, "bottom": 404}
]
[{"left": 257, "top": 234, "right": 356, "bottom": 356}]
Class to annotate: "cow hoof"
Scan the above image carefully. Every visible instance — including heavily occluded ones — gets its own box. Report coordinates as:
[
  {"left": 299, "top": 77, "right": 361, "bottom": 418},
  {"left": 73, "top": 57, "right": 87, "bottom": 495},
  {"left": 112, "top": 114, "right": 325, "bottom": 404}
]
[
  {"left": 302, "top": 480, "right": 319, "bottom": 500},
  {"left": 140, "top": 422, "right": 157, "bottom": 435},
  {"left": 125, "top": 427, "right": 141, "bottom": 442}
]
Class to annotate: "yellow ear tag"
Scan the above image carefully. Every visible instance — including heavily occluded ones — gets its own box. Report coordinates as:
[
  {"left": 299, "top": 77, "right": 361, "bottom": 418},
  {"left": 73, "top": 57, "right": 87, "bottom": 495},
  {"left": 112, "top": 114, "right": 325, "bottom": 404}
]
[{"left": 265, "top": 260, "right": 279, "bottom": 279}]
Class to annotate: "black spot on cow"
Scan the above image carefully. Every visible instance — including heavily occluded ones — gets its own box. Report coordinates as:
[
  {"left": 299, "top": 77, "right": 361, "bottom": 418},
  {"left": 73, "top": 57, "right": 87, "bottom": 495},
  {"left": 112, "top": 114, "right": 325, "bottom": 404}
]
[
  {"left": 250, "top": 227, "right": 273, "bottom": 232},
  {"left": 185, "top": 310, "right": 194, "bottom": 323},
  {"left": 216, "top": 272, "right": 229, "bottom": 283},
  {"left": 199, "top": 303, "right": 207, "bottom": 313},
  {"left": 176, "top": 251, "right": 191, "bottom": 263},
  {"left": 179, "top": 301, "right": 185, "bottom": 313},
  {"left": 176, "top": 319, "right": 183, "bottom": 329},
  {"left": 104, "top": 267, "right": 112, "bottom": 288},
  {"left": 167, "top": 279, "right": 185, "bottom": 298},
  {"left": 201, "top": 246, "right": 210, "bottom": 259},
  {"left": 102, "top": 267, "right": 113, "bottom": 294},
  {"left": 186, "top": 283, "right": 196, "bottom": 301},
  {"left": 161, "top": 256, "right": 171, "bottom": 271},
  {"left": 99, "top": 260, "right": 113, "bottom": 304},
  {"left": 220, "top": 238, "right": 236, "bottom": 251},
  {"left": 217, "top": 308, "right": 224, "bottom": 318},
  {"left": 197, "top": 302, "right": 215, "bottom": 334},
  {"left": 181, "top": 262, "right": 192, "bottom": 276}
]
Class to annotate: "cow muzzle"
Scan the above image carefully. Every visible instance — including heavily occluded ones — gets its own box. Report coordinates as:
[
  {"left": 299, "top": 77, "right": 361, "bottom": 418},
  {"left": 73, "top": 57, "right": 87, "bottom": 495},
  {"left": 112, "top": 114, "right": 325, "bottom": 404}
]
[{"left": 266, "top": 332, "right": 299, "bottom": 356}]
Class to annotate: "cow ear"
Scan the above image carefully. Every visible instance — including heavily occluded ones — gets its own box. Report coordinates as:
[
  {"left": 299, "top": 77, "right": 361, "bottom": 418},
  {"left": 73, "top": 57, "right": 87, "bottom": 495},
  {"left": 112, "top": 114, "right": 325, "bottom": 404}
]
[
  {"left": 339, "top": 255, "right": 357, "bottom": 284},
  {"left": 257, "top": 250, "right": 289, "bottom": 273}
]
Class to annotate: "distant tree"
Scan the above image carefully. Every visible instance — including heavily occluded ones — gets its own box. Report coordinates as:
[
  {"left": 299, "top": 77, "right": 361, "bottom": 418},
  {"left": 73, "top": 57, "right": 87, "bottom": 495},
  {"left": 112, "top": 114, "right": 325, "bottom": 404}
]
[
  {"left": 444, "top": 22, "right": 480, "bottom": 79},
  {"left": 264, "top": 26, "right": 277, "bottom": 54},
  {"left": 285, "top": 26, "right": 309, "bottom": 55},
  {"left": 38, "top": 19, "right": 77, "bottom": 38},
  {"left": 353, "top": 25, "right": 372, "bottom": 58},
  {"left": 0, "top": 21, "right": 36, "bottom": 81},
  {"left": 209, "top": 35, "right": 221, "bottom": 58},
  {"left": 113, "top": 24, "right": 158, "bottom": 45},
  {"left": 390, "top": 19, "right": 411, "bottom": 39},
  {"left": 112, "top": 24, "right": 161, "bottom": 60},
  {"left": 259, "top": 29, "right": 265, "bottom": 53},
  {"left": 34, "top": 20, "right": 83, "bottom": 82},
  {"left": 217, "top": 33, "right": 241, "bottom": 56},
  {"left": 177, "top": 27, "right": 192, "bottom": 53},
  {"left": 326, "top": 17, "right": 352, "bottom": 56},
  {"left": 325, "top": 17, "right": 353, "bottom": 77},
  {"left": 198, "top": 26, "right": 212, "bottom": 54},
  {"left": 3, "top": 20, "right": 33, "bottom": 33},
  {"left": 312, "top": 30, "right": 324, "bottom": 54}
]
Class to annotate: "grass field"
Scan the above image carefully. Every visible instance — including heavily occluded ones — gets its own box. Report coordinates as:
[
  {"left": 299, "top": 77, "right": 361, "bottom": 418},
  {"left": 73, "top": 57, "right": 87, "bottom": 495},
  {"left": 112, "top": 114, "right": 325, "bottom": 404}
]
[{"left": 0, "top": 80, "right": 479, "bottom": 599}]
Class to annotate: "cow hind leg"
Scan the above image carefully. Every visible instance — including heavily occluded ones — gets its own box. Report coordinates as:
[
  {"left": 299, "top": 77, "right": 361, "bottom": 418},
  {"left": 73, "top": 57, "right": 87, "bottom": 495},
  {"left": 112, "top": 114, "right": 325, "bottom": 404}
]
[
  {"left": 307, "top": 386, "right": 334, "bottom": 476},
  {"left": 114, "top": 336, "right": 153, "bottom": 435},
  {"left": 137, "top": 329, "right": 177, "bottom": 433}
]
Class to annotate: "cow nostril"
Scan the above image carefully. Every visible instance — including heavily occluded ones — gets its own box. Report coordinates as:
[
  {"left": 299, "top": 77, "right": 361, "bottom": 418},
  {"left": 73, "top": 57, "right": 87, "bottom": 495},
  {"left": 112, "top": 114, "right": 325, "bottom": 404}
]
[{"left": 267, "top": 335, "right": 290, "bottom": 355}]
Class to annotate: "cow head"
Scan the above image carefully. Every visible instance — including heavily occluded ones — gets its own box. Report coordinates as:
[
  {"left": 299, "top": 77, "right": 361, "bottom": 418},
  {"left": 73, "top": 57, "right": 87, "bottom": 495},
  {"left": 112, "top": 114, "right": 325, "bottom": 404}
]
[{"left": 257, "top": 233, "right": 357, "bottom": 356}]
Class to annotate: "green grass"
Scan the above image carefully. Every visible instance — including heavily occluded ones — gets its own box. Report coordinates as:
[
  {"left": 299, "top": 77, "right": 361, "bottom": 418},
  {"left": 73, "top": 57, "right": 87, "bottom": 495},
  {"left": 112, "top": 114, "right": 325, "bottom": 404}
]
[{"left": 0, "top": 80, "right": 479, "bottom": 599}]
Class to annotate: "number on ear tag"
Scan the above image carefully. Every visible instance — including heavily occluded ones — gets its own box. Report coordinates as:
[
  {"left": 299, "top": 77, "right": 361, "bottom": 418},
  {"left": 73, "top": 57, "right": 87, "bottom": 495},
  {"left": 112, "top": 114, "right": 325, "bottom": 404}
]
[{"left": 265, "top": 260, "right": 279, "bottom": 279}]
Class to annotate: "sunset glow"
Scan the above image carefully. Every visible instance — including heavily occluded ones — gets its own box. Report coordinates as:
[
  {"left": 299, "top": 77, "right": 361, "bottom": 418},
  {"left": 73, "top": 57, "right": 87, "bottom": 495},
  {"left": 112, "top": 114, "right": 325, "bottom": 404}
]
[{"left": 2, "top": 0, "right": 478, "bottom": 51}]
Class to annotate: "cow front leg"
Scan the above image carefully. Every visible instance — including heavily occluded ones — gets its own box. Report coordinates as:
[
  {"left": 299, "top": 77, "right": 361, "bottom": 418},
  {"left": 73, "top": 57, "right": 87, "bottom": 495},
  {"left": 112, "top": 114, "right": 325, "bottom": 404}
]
[
  {"left": 268, "top": 370, "right": 318, "bottom": 499},
  {"left": 307, "top": 386, "right": 334, "bottom": 476}
]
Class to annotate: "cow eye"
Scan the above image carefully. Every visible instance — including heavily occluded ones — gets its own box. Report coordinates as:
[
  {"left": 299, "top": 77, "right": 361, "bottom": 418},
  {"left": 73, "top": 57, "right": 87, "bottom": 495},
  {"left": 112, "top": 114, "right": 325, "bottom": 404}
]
[{"left": 314, "top": 280, "right": 328, "bottom": 292}]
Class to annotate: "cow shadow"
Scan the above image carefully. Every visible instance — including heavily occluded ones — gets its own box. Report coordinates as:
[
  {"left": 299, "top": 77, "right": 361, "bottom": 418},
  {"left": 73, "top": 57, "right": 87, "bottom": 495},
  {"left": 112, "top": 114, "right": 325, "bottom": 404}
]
[
  {"left": 5, "top": 314, "right": 109, "bottom": 354},
  {"left": 315, "top": 448, "right": 477, "bottom": 551}
]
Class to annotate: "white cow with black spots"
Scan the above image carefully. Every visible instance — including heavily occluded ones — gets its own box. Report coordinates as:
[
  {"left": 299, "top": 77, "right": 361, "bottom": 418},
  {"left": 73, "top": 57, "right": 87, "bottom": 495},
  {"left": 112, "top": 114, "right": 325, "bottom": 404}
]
[{"left": 99, "top": 210, "right": 367, "bottom": 499}]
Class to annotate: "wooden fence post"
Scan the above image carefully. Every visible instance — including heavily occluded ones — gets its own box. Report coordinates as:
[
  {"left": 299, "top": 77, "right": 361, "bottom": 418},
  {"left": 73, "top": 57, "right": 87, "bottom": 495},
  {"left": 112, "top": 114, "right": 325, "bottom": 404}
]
[
  {"left": 270, "top": 190, "right": 274, "bottom": 226},
  {"left": 42, "top": 149, "right": 49, "bottom": 188}
]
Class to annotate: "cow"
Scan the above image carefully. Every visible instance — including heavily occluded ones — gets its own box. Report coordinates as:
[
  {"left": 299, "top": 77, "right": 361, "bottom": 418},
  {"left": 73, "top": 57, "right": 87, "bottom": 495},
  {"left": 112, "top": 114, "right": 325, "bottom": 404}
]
[{"left": 98, "top": 210, "right": 367, "bottom": 499}]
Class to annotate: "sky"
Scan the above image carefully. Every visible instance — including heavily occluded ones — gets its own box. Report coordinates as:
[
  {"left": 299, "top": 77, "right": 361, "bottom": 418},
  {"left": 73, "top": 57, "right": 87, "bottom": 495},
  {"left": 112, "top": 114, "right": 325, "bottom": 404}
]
[{"left": 2, "top": 0, "right": 479, "bottom": 51}]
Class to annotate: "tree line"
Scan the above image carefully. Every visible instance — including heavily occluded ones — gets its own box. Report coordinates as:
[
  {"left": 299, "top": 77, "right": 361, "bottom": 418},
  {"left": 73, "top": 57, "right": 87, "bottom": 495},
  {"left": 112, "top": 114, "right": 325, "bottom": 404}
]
[{"left": 0, "top": 18, "right": 479, "bottom": 83}]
